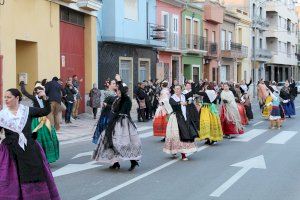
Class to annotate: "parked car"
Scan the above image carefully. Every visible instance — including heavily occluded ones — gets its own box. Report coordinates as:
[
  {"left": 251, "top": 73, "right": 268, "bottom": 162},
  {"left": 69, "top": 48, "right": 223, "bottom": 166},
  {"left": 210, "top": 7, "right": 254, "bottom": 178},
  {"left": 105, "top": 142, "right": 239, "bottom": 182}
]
[{"left": 277, "top": 82, "right": 285, "bottom": 91}]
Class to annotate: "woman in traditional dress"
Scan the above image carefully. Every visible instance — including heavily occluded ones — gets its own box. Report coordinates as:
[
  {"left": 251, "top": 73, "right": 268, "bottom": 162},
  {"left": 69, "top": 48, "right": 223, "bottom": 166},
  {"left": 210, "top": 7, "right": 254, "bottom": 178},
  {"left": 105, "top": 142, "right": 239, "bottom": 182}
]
[
  {"left": 234, "top": 84, "right": 249, "bottom": 125},
  {"left": 182, "top": 81, "right": 199, "bottom": 129},
  {"left": 257, "top": 80, "right": 268, "bottom": 109},
  {"left": 197, "top": 83, "right": 223, "bottom": 145},
  {"left": 241, "top": 92, "right": 253, "bottom": 121},
  {"left": 92, "top": 74, "right": 142, "bottom": 171},
  {"left": 267, "top": 87, "right": 282, "bottom": 129},
  {"left": 220, "top": 83, "right": 244, "bottom": 138},
  {"left": 20, "top": 81, "right": 59, "bottom": 163},
  {"left": 0, "top": 88, "right": 60, "bottom": 199},
  {"left": 280, "top": 80, "right": 296, "bottom": 118},
  {"left": 92, "top": 79, "right": 117, "bottom": 144},
  {"left": 163, "top": 85, "right": 198, "bottom": 161},
  {"left": 89, "top": 83, "right": 101, "bottom": 119},
  {"left": 153, "top": 81, "right": 172, "bottom": 141}
]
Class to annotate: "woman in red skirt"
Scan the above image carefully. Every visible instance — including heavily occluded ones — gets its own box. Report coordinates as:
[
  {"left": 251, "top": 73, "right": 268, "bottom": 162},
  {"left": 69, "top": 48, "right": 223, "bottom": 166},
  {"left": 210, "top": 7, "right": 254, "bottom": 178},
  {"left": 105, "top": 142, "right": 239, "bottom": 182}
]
[{"left": 220, "top": 83, "right": 244, "bottom": 138}]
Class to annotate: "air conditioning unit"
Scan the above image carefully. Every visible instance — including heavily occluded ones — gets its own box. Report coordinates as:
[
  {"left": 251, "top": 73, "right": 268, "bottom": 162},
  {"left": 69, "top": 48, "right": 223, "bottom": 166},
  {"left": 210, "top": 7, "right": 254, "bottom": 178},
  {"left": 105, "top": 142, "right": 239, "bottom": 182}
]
[
  {"left": 61, "top": 0, "right": 78, "bottom": 3},
  {"left": 77, "top": 0, "right": 102, "bottom": 11}
]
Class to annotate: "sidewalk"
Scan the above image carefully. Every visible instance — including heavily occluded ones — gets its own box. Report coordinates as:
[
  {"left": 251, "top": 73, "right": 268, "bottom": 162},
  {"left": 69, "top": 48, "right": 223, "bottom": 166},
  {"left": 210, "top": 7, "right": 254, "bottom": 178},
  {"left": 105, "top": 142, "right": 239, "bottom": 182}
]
[{"left": 58, "top": 101, "right": 139, "bottom": 142}]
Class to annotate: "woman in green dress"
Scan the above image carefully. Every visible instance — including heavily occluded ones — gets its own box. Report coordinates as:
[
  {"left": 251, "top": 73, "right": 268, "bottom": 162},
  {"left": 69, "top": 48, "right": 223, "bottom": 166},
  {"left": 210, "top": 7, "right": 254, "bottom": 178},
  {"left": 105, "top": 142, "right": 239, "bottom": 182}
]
[{"left": 20, "top": 81, "right": 60, "bottom": 163}]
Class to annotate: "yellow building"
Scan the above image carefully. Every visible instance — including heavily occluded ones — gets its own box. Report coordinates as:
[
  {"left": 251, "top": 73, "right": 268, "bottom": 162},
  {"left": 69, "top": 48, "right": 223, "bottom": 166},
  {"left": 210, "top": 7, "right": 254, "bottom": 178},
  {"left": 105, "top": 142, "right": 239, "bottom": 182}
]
[
  {"left": 234, "top": 9, "right": 252, "bottom": 82},
  {"left": 0, "top": 0, "right": 101, "bottom": 111}
]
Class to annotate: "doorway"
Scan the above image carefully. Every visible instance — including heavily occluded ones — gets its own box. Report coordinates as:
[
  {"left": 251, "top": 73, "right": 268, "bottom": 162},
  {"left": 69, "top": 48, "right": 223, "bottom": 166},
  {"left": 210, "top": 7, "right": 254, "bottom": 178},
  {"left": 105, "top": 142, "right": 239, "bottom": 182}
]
[
  {"left": 237, "top": 63, "right": 242, "bottom": 82},
  {"left": 172, "top": 60, "right": 179, "bottom": 81},
  {"left": 16, "top": 40, "right": 38, "bottom": 93},
  {"left": 138, "top": 59, "right": 150, "bottom": 82},
  {"left": 119, "top": 58, "right": 133, "bottom": 97}
]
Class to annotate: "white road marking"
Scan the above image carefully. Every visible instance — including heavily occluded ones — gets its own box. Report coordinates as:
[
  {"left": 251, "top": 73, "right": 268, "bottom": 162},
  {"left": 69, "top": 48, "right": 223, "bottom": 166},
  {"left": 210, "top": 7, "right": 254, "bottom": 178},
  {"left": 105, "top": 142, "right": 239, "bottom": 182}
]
[
  {"left": 72, "top": 151, "right": 93, "bottom": 159},
  {"left": 296, "top": 106, "right": 300, "bottom": 109},
  {"left": 87, "top": 146, "right": 208, "bottom": 200},
  {"left": 210, "top": 155, "right": 266, "bottom": 197},
  {"left": 231, "top": 129, "right": 267, "bottom": 142},
  {"left": 266, "top": 131, "right": 298, "bottom": 144},
  {"left": 252, "top": 121, "right": 264, "bottom": 126},
  {"left": 61, "top": 136, "right": 91, "bottom": 145},
  {"left": 139, "top": 131, "right": 153, "bottom": 139},
  {"left": 53, "top": 161, "right": 102, "bottom": 177},
  {"left": 137, "top": 126, "right": 152, "bottom": 132}
]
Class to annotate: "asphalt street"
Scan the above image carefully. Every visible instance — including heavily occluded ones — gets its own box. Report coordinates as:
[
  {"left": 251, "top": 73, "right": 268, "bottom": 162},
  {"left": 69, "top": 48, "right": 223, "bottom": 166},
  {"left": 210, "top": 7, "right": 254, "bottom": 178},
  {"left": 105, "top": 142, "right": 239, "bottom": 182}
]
[{"left": 52, "top": 99, "right": 300, "bottom": 200}]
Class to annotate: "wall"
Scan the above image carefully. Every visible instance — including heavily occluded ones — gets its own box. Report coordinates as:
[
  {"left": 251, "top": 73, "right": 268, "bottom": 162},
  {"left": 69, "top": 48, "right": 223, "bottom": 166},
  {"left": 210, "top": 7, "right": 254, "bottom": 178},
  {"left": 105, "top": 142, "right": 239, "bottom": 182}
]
[
  {"left": 101, "top": 0, "right": 157, "bottom": 45},
  {"left": 0, "top": 1, "right": 60, "bottom": 92},
  {"left": 98, "top": 42, "right": 157, "bottom": 89}
]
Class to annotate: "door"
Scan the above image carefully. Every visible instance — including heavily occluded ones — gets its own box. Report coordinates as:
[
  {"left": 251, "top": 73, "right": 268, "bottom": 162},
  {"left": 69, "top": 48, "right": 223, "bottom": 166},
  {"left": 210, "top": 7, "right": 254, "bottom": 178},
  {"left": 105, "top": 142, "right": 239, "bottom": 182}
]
[
  {"left": 193, "top": 67, "right": 200, "bottom": 82},
  {"left": 172, "top": 60, "right": 179, "bottom": 81},
  {"left": 120, "top": 59, "right": 133, "bottom": 96},
  {"left": 139, "top": 60, "right": 150, "bottom": 82},
  {"left": 220, "top": 65, "right": 227, "bottom": 82},
  {"left": 60, "top": 22, "right": 85, "bottom": 113}
]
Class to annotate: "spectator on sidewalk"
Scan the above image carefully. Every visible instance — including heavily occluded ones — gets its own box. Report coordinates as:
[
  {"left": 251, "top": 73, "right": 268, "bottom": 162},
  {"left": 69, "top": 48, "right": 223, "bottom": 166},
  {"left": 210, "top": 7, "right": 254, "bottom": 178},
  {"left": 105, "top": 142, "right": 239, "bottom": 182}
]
[
  {"left": 136, "top": 82, "right": 148, "bottom": 122},
  {"left": 89, "top": 83, "right": 101, "bottom": 119},
  {"left": 72, "top": 75, "right": 83, "bottom": 119},
  {"left": 64, "top": 79, "right": 77, "bottom": 124},
  {"left": 45, "top": 77, "right": 66, "bottom": 131}
]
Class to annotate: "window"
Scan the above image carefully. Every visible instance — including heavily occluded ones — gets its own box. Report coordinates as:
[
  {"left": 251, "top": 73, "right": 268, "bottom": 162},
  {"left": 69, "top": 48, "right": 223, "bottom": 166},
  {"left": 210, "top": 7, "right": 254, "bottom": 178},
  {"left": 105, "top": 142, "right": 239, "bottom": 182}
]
[
  {"left": 172, "top": 15, "right": 179, "bottom": 49},
  {"left": 252, "top": 36, "right": 255, "bottom": 51},
  {"left": 259, "top": 38, "right": 262, "bottom": 49},
  {"left": 193, "top": 20, "right": 199, "bottom": 36},
  {"left": 204, "top": 29, "right": 208, "bottom": 38},
  {"left": 139, "top": 61, "right": 149, "bottom": 82},
  {"left": 60, "top": 6, "right": 84, "bottom": 26},
  {"left": 228, "top": 31, "right": 232, "bottom": 50},
  {"left": 221, "top": 30, "right": 226, "bottom": 50},
  {"left": 162, "top": 12, "right": 169, "bottom": 31},
  {"left": 185, "top": 18, "right": 192, "bottom": 48},
  {"left": 212, "top": 31, "right": 216, "bottom": 43},
  {"left": 279, "top": 16, "right": 282, "bottom": 27},
  {"left": 259, "top": 7, "right": 262, "bottom": 18},
  {"left": 278, "top": 41, "right": 281, "bottom": 52},
  {"left": 252, "top": 3, "right": 256, "bottom": 17},
  {"left": 124, "top": 0, "right": 138, "bottom": 21}
]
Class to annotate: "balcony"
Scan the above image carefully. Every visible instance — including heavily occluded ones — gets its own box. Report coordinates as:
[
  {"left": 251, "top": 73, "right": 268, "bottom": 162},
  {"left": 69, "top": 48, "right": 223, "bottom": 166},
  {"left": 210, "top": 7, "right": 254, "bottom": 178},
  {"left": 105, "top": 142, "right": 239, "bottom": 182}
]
[
  {"left": 147, "top": 23, "right": 167, "bottom": 47},
  {"left": 182, "top": 34, "right": 207, "bottom": 54},
  {"left": 253, "top": 49, "right": 272, "bottom": 61},
  {"left": 252, "top": 17, "right": 269, "bottom": 31},
  {"left": 158, "top": 32, "right": 181, "bottom": 52},
  {"left": 77, "top": 0, "right": 102, "bottom": 11},
  {"left": 221, "top": 41, "right": 248, "bottom": 59},
  {"left": 205, "top": 42, "right": 218, "bottom": 58}
]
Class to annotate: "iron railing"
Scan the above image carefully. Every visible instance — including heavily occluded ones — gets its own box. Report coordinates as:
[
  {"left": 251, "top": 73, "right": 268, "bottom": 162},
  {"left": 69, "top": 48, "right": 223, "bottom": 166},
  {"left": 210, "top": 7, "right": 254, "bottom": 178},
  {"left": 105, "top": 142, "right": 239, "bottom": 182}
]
[
  {"left": 221, "top": 41, "right": 248, "bottom": 58},
  {"left": 182, "top": 34, "right": 206, "bottom": 51}
]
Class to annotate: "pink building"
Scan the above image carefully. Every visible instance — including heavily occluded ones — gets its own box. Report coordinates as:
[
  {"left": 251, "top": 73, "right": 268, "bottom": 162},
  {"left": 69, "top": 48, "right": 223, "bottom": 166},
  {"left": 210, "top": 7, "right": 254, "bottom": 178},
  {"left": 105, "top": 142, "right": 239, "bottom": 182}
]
[
  {"left": 202, "top": 0, "right": 224, "bottom": 82},
  {"left": 156, "top": 0, "right": 184, "bottom": 84}
]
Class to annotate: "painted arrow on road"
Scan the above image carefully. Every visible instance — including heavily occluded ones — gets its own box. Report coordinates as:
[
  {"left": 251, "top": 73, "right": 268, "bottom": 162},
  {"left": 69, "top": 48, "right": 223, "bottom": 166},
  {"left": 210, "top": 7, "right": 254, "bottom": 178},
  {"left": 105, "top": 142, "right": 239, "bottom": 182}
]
[
  {"left": 210, "top": 155, "right": 267, "bottom": 197},
  {"left": 53, "top": 161, "right": 102, "bottom": 177}
]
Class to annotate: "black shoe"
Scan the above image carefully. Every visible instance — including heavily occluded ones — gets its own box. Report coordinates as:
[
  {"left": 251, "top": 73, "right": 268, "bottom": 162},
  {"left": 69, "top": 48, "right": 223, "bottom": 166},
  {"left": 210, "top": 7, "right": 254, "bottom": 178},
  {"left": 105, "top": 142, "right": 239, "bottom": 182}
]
[
  {"left": 109, "top": 162, "right": 120, "bottom": 170},
  {"left": 204, "top": 139, "right": 210, "bottom": 145},
  {"left": 128, "top": 160, "right": 139, "bottom": 171},
  {"left": 160, "top": 138, "right": 165, "bottom": 142}
]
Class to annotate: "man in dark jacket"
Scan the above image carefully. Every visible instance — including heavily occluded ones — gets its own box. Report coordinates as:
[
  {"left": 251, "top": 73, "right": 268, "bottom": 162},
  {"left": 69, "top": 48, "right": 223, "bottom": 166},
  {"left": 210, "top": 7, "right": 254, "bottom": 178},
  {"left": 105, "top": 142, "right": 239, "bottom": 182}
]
[
  {"left": 45, "top": 77, "right": 65, "bottom": 131},
  {"left": 136, "top": 82, "right": 148, "bottom": 122}
]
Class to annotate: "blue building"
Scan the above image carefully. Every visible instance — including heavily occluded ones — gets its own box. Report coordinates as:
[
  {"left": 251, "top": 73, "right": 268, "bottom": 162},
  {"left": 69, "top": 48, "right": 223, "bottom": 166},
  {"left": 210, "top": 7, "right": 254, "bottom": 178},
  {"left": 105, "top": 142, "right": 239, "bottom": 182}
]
[{"left": 97, "top": 0, "right": 165, "bottom": 95}]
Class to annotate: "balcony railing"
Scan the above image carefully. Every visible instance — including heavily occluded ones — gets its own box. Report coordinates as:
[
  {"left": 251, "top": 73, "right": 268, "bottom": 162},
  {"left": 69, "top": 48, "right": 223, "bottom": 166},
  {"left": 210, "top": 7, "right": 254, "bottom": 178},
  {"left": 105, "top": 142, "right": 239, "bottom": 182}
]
[
  {"left": 163, "top": 32, "right": 181, "bottom": 50},
  {"left": 253, "top": 49, "right": 272, "bottom": 60},
  {"left": 148, "top": 23, "right": 167, "bottom": 41},
  {"left": 252, "top": 17, "right": 269, "bottom": 30},
  {"left": 221, "top": 41, "right": 248, "bottom": 58},
  {"left": 205, "top": 42, "right": 218, "bottom": 57},
  {"left": 77, "top": 0, "right": 102, "bottom": 11},
  {"left": 182, "top": 34, "right": 206, "bottom": 52}
]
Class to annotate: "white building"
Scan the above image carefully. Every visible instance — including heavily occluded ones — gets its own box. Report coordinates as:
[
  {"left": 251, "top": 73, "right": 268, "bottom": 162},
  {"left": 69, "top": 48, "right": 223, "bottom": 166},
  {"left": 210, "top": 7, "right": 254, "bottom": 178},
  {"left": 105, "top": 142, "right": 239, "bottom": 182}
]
[{"left": 265, "top": 0, "right": 298, "bottom": 82}]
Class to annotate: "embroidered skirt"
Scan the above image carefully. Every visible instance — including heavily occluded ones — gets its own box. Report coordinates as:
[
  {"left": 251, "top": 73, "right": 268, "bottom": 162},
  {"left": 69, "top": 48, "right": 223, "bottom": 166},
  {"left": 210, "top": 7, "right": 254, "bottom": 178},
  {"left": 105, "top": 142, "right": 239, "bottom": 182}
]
[
  {"left": 0, "top": 142, "right": 60, "bottom": 200},
  {"left": 262, "top": 96, "right": 273, "bottom": 119},
  {"left": 198, "top": 104, "right": 223, "bottom": 142},
  {"left": 269, "top": 106, "right": 281, "bottom": 120},
  {"left": 163, "top": 113, "right": 197, "bottom": 155},
  {"left": 237, "top": 103, "right": 249, "bottom": 125},
  {"left": 153, "top": 105, "right": 168, "bottom": 137},
  {"left": 220, "top": 105, "right": 244, "bottom": 135},
  {"left": 92, "top": 109, "right": 112, "bottom": 144},
  {"left": 281, "top": 101, "right": 296, "bottom": 116},
  {"left": 92, "top": 117, "right": 142, "bottom": 164},
  {"left": 32, "top": 118, "right": 59, "bottom": 163}
]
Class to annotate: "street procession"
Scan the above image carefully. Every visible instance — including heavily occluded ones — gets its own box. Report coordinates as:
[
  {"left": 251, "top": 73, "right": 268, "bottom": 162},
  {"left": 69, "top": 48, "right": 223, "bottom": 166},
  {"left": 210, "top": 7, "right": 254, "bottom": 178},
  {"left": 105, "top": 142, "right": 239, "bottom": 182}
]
[{"left": 0, "top": 0, "right": 300, "bottom": 200}]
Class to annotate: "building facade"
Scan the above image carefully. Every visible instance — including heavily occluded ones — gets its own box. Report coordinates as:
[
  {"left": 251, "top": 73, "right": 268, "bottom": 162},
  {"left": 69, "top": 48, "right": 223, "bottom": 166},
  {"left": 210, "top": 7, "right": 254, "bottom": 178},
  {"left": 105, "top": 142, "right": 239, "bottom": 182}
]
[
  {"left": 0, "top": 0, "right": 100, "bottom": 110},
  {"left": 97, "top": 0, "right": 164, "bottom": 96},
  {"left": 182, "top": 2, "right": 206, "bottom": 82},
  {"left": 156, "top": 0, "right": 184, "bottom": 84},
  {"left": 220, "top": 10, "right": 248, "bottom": 82},
  {"left": 201, "top": 0, "right": 224, "bottom": 82},
  {"left": 265, "top": 0, "right": 298, "bottom": 82}
]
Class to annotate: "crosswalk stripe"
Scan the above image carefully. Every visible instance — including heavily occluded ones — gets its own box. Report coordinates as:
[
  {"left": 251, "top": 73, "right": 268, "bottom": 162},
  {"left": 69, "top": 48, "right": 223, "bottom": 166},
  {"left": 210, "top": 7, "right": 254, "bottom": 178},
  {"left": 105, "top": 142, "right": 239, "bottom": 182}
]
[
  {"left": 266, "top": 131, "right": 298, "bottom": 144},
  {"left": 139, "top": 131, "right": 153, "bottom": 139},
  {"left": 137, "top": 126, "right": 152, "bottom": 132},
  {"left": 231, "top": 129, "right": 267, "bottom": 142}
]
